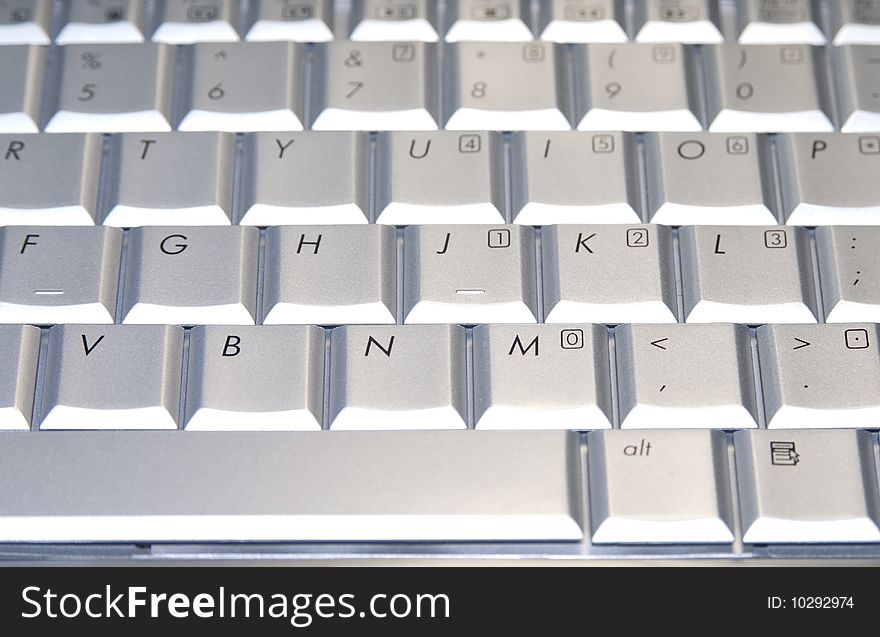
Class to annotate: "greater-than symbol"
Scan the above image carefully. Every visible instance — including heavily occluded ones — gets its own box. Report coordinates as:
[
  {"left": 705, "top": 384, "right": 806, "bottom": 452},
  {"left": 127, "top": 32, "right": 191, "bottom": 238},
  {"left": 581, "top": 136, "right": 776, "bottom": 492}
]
[
  {"left": 650, "top": 338, "right": 668, "bottom": 350},
  {"left": 792, "top": 338, "right": 811, "bottom": 350}
]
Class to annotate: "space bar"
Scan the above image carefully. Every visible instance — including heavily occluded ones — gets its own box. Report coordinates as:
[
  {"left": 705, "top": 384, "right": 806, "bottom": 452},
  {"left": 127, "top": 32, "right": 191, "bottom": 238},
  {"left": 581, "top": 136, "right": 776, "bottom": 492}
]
[{"left": 0, "top": 431, "right": 583, "bottom": 543}]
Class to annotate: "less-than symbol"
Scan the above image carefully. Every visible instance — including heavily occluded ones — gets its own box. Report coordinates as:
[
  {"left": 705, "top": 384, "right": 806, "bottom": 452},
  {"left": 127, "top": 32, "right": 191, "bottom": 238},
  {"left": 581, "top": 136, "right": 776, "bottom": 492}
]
[{"left": 650, "top": 338, "right": 668, "bottom": 350}]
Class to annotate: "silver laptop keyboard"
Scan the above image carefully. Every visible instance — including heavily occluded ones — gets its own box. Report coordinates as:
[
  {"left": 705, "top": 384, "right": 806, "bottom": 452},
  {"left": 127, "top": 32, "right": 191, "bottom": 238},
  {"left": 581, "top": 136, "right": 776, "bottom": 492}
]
[{"left": 1, "top": 0, "right": 880, "bottom": 562}]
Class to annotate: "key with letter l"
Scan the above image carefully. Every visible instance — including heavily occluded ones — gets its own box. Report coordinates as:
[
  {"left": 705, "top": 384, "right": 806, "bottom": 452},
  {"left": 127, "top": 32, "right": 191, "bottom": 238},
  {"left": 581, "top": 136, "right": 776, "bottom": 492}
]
[
  {"left": 40, "top": 324, "right": 184, "bottom": 430},
  {"left": 679, "top": 225, "right": 818, "bottom": 323}
]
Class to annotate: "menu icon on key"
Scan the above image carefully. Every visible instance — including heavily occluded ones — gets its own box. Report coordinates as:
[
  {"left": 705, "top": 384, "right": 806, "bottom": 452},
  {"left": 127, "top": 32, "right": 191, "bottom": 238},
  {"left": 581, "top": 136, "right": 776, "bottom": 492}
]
[{"left": 770, "top": 441, "right": 800, "bottom": 466}]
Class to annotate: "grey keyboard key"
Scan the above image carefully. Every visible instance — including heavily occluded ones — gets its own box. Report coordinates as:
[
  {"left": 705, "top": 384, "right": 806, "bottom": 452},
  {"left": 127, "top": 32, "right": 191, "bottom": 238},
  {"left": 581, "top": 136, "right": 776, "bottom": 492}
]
[
  {"left": 45, "top": 43, "right": 175, "bottom": 133},
  {"left": 178, "top": 41, "right": 306, "bottom": 132},
  {"left": 537, "top": 0, "right": 628, "bottom": 43},
  {"left": 645, "top": 132, "right": 777, "bottom": 225},
  {"left": 103, "top": 132, "right": 234, "bottom": 226},
  {"left": 589, "top": 430, "right": 734, "bottom": 543},
  {"left": 829, "top": 0, "right": 880, "bottom": 45},
  {"left": 0, "top": 0, "right": 51, "bottom": 44},
  {"left": 445, "top": 0, "right": 533, "bottom": 42},
  {"left": 817, "top": 226, "right": 880, "bottom": 322},
  {"left": 573, "top": 43, "right": 703, "bottom": 131},
  {"left": 542, "top": 224, "right": 678, "bottom": 323},
  {"left": 152, "top": 0, "right": 241, "bottom": 43},
  {"left": 350, "top": 0, "right": 439, "bottom": 41},
  {"left": 328, "top": 325, "right": 468, "bottom": 430},
  {"left": 0, "top": 133, "right": 101, "bottom": 225},
  {"left": 679, "top": 225, "right": 818, "bottom": 323},
  {"left": 184, "top": 325, "right": 324, "bottom": 430},
  {"left": 0, "top": 226, "right": 121, "bottom": 324},
  {"left": 735, "top": 0, "right": 826, "bottom": 44},
  {"left": 445, "top": 42, "right": 571, "bottom": 130},
  {"left": 0, "top": 325, "right": 39, "bottom": 430},
  {"left": 473, "top": 323, "right": 612, "bottom": 430},
  {"left": 122, "top": 227, "right": 258, "bottom": 325},
  {"left": 735, "top": 429, "right": 880, "bottom": 543},
  {"left": 616, "top": 324, "right": 760, "bottom": 429},
  {"left": 834, "top": 46, "right": 880, "bottom": 132},
  {"left": 778, "top": 133, "right": 880, "bottom": 225},
  {"left": 40, "top": 324, "right": 184, "bottom": 430},
  {"left": 0, "top": 430, "right": 583, "bottom": 541},
  {"left": 376, "top": 131, "right": 505, "bottom": 224},
  {"left": 705, "top": 44, "right": 834, "bottom": 132},
  {"left": 511, "top": 132, "right": 641, "bottom": 224},
  {"left": 632, "top": 0, "right": 723, "bottom": 44},
  {"left": 245, "top": 0, "right": 334, "bottom": 42},
  {"left": 757, "top": 323, "right": 880, "bottom": 429},
  {"left": 403, "top": 225, "right": 538, "bottom": 324},
  {"left": 239, "top": 131, "right": 370, "bottom": 225},
  {"left": 56, "top": 0, "right": 148, "bottom": 44},
  {"left": 262, "top": 225, "right": 396, "bottom": 325},
  {"left": 311, "top": 41, "right": 439, "bottom": 130},
  {"left": 0, "top": 45, "right": 44, "bottom": 132}
]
